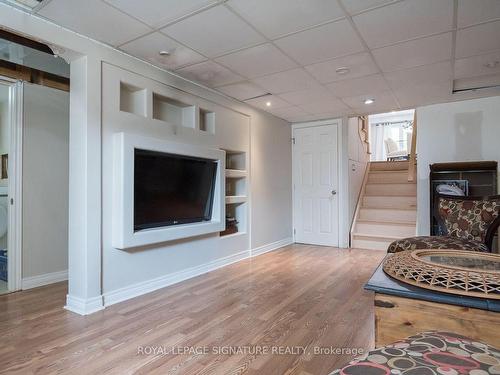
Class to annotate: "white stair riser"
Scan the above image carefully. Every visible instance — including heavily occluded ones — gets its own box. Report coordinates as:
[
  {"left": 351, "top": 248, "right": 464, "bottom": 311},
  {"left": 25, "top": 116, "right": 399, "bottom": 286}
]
[
  {"left": 365, "top": 183, "right": 416, "bottom": 196},
  {"left": 363, "top": 195, "right": 417, "bottom": 209},
  {"left": 355, "top": 222, "right": 416, "bottom": 237},
  {"left": 368, "top": 172, "right": 410, "bottom": 184},
  {"left": 352, "top": 238, "right": 390, "bottom": 251},
  {"left": 359, "top": 208, "right": 417, "bottom": 223}
]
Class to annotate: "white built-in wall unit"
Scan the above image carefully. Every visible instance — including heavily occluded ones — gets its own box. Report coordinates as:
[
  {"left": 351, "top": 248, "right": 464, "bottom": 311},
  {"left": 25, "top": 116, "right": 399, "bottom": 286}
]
[
  {"left": 416, "top": 95, "right": 500, "bottom": 237},
  {"left": 0, "top": 1, "right": 292, "bottom": 315}
]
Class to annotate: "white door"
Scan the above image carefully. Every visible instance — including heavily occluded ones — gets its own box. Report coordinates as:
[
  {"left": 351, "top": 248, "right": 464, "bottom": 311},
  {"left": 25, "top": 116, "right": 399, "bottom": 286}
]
[{"left": 293, "top": 124, "right": 339, "bottom": 246}]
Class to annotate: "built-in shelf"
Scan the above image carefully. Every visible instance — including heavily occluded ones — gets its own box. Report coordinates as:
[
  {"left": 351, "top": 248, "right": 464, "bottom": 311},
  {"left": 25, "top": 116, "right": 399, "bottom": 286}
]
[
  {"left": 225, "top": 195, "right": 247, "bottom": 204},
  {"left": 199, "top": 108, "right": 215, "bottom": 134},
  {"left": 226, "top": 169, "right": 247, "bottom": 178},
  {"left": 153, "top": 93, "right": 196, "bottom": 129},
  {"left": 220, "top": 149, "right": 248, "bottom": 237},
  {"left": 120, "top": 82, "right": 146, "bottom": 117}
]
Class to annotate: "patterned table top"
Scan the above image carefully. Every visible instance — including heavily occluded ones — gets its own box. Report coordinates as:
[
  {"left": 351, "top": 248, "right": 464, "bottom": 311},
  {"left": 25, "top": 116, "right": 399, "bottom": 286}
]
[{"left": 364, "top": 256, "right": 500, "bottom": 312}]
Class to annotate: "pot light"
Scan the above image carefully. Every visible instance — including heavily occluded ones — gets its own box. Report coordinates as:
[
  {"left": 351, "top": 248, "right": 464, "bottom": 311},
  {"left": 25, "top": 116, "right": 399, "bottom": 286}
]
[
  {"left": 335, "top": 67, "right": 350, "bottom": 75},
  {"left": 364, "top": 98, "right": 375, "bottom": 105},
  {"left": 266, "top": 101, "right": 271, "bottom": 107},
  {"left": 158, "top": 50, "right": 171, "bottom": 57}
]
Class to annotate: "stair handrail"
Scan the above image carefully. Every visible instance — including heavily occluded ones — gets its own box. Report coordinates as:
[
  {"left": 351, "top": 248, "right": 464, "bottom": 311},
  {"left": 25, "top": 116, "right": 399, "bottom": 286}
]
[{"left": 408, "top": 111, "right": 417, "bottom": 182}]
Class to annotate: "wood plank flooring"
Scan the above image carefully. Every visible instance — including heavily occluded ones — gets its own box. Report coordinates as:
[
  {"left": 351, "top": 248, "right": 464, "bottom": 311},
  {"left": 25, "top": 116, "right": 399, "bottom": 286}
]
[{"left": 0, "top": 245, "right": 383, "bottom": 375}]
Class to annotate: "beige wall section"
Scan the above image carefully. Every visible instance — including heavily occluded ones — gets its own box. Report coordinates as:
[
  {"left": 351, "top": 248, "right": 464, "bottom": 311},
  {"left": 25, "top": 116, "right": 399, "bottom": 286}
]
[
  {"left": 22, "top": 83, "right": 69, "bottom": 278},
  {"left": 416, "top": 95, "right": 500, "bottom": 236},
  {"left": 347, "top": 117, "right": 369, "bottom": 223},
  {"left": 250, "top": 111, "right": 293, "bottom": 249}
]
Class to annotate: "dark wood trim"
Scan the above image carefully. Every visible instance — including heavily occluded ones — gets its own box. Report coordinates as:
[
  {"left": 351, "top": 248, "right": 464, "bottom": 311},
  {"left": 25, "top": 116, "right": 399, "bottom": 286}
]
[
  {"left": 0, "top": 59, "right": 69, "bottom": 92},
  {"left": 430, "top": 161, "right": 498, "bottom": 172},
  {"left": 0, "top": 28, "right": 54, "bottom": 55}
]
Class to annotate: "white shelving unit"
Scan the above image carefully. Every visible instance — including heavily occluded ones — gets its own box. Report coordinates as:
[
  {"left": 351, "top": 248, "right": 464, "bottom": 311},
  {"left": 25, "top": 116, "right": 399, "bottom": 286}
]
[{"left": 221, "top": 150, "right": 248, "bottom": 237}]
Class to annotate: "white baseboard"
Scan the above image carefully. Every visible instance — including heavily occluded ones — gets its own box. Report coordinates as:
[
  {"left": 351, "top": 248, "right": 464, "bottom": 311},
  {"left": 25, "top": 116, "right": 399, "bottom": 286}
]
[
  {"left": 251, "top": 237, "right": 293, "bottom": 257},
  {"left": 22, "top": 269, "right": 68, "bottom": 290},
  {"left": 103, "top": 249, "right": 251, "bottom": 307},
  {"left": 65, "top": 294, "right": 104, "bottom": 315},
  {"left": 97, "top": 237, "right": 293, "bottom": 311}
]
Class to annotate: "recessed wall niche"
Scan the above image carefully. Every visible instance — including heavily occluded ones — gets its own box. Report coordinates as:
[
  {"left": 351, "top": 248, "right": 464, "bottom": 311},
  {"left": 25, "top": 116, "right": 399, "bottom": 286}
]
[
  {"left": 199, "top": 108, "right": 215, "bottom": 134},
  {"left": 120, "top": 82, "right": 147, "bottom": 117},
  {"left": 153, "top": 93, "right": 196, "bottom": 129}
]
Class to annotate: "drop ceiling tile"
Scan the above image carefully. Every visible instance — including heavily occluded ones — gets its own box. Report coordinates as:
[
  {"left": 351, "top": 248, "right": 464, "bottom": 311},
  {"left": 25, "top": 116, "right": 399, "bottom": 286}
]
[
  {"left": 393, "top": 81, "right": 452, "bottom": 108},
  {"left": 274, "top": 19, "right": 365, "bottom": 66},
  {"left": 457, "top": 0, "right": 500, "bottom": 28},
  {"left": 384, "top": 61, "right": 452, "bottom": 90},
  {"left": 38, "top": 0, "right": 152, "bottom": 46},
  {"left": 104, "top": 0, "right": 217, "bottom": 28},
  {"left": 215, "top": 43, "right": 297, "bottom": 78},
  {"left": 245, "top": 95, "right": 290, "bottom": 110},
  {"left": 326, "top": 74, "right": 389, "bottom": 97},
  {"left": 305, "top": 52, "right": 379, "bottom": 83},
  {"left": 175, "top": 61, "right": 244, "bottom": 87},
  {"left": 120, "top": 32, "right": 206, "bottom": 70},
  {"left": 266, "top": 106, "right": 310, "bottom": 120},
  {"left": 352, "top": 0, "right": 453, "bottom": 48},
  {"left": 456, "top": 21, "right": 500, "bottom": 59},
  {"left": 279, "top": 87, "right": 337, "bottom": 106},
  {"left": 455, "top": 51, "right": 500, "bottom": 79},
  {"left": 372, "top": 33, "right": 452, "bottom": 72},
  {"left": 342, "top": 0, "right": 397, "bottom": 15},
  {"left": 227, "top": 0, "right": 345, "bottom": 39},
  {"left": 299, "top": 98, "right": 350, "bottom": 114},
  {"left": 341, "top": 90, "right": 398, "bottom": 112},
  {"left": 161, "top": 5, "right": 265, "bottom": 57},
  {"left": 252, "top": 68, "right": 320, "bottom": 94},
  {"left": 217, "top": 81, "right": 267, "bottom": 101}
]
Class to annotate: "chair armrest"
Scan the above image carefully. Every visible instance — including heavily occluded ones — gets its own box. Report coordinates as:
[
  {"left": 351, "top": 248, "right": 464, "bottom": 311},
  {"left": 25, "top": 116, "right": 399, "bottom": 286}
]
[{"left": 485, "top": 216, "right": 500, "bottom": 252}]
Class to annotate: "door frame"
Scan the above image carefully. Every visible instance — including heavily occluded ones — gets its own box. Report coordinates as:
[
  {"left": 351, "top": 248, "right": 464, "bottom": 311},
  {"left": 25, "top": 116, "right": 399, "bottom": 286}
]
[
  {"left": 291, "top": 118, "right": 347, "bottom": 248},
  {"left": 1, "top": 77, "right": 23, "bottom": 292}
]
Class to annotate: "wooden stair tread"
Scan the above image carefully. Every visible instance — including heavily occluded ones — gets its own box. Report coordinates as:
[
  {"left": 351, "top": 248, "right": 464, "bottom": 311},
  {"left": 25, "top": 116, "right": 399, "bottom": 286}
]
[
  {"left": 352, "top": 233, "right": 402, "bottom": 241},
  {"left": 360, "top": 207, "right": 417, "bottom": 212},
  {"left": 356, "top": 219, "right": 416, "bottom": 226}
]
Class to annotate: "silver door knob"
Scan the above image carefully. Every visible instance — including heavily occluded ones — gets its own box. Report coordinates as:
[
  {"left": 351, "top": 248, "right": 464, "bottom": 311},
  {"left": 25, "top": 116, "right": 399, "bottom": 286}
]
[{"left": 331, "top": 190, "right": 337, "bottom": 195}]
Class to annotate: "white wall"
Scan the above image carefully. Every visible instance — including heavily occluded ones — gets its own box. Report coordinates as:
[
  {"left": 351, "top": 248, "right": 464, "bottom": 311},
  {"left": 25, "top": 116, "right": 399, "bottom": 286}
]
[
  {"left": 250, "top": 110, "right": 293, "bottom": 249},
  {"left": 416, "top": 96, "right": 500, "bottom": 235},
  {"left": 0, "top": 86, "right": 9, "bottom": 251},
  {"left": 22, "top": 83, "right": 69, "bottom": 279},
  {"left": 347, "top": 117, "right": 369, "bottom": 224},
  {"left": 0, "top": 86, "right": 9, "bottom": 188}
]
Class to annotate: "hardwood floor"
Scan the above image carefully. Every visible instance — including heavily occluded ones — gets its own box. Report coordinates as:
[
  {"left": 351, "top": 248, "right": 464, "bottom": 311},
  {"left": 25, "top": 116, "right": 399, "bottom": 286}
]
[{"left": 0, "top": 245, "right": 384, "bottom": 375}]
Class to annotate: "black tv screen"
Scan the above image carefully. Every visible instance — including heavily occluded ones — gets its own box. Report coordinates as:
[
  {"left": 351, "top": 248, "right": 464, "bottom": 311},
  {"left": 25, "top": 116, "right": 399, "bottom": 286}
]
[{"left": 134, "top": 149, "right": 217, "bottom": 231}]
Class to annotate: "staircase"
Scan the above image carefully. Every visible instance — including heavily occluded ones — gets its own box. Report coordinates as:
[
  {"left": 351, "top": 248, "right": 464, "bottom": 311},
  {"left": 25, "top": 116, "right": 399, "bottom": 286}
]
[{"left": 351, "top": 160, "right": 417, "bottom": 251}]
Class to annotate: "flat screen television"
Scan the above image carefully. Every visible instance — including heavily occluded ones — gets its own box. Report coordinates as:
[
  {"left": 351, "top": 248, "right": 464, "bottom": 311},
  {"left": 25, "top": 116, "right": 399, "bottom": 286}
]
[{"left": 134, "top": 149, "right": 218, "bottom": 231}]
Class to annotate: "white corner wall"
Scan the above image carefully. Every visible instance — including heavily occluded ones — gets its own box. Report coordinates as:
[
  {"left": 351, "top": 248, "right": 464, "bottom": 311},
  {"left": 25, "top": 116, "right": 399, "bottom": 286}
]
[
  {"left": 347, "top": 117, "right": 369, "bottom": 224},
  {"left": 416, "top": 95, "right": 500, "bottom": 235},
  {"left": 250, "top": 110, "right": 293, "bottom": 251},
  {"left": 22, "top": 84, "right": 69, "bottom": 283}
]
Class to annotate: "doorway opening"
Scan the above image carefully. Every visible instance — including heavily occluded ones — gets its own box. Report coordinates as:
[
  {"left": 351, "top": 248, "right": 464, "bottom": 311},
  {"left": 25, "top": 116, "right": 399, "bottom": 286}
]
[{"left": 369, "top": 109, "right": 415, "bottom": 162}]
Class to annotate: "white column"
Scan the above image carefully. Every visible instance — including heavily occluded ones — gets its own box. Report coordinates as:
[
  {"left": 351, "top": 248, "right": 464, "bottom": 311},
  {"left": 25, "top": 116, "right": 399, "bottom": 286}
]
[{"left": 65, "top": 56, "right": 103, "bottom": 315}]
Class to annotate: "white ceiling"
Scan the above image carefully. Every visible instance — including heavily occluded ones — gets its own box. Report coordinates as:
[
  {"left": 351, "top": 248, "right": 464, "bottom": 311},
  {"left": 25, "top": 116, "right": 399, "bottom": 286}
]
[{"left": 17, "top": 0, "right": 500, "bottom": 122}]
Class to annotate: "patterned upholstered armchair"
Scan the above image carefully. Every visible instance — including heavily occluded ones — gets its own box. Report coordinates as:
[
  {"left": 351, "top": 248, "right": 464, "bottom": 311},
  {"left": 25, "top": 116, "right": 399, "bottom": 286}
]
[{"left": 388, "top": 194, "right": 500, "bottom": 253}]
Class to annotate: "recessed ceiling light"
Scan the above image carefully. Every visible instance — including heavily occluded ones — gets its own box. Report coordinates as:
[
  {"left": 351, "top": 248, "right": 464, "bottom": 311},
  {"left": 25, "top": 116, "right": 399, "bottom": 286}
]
[
  {"left": 266, "top": 101, "right": 271, "bottom": 107},
  {"left": 158, "top": 50, "right": 170, "bottom": 56},
  {"left": 335, "top": 67, "right": 350, "bottom": 75},
  {"left": 364, "top": 98, "right": 375, "bottom": 105}
]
